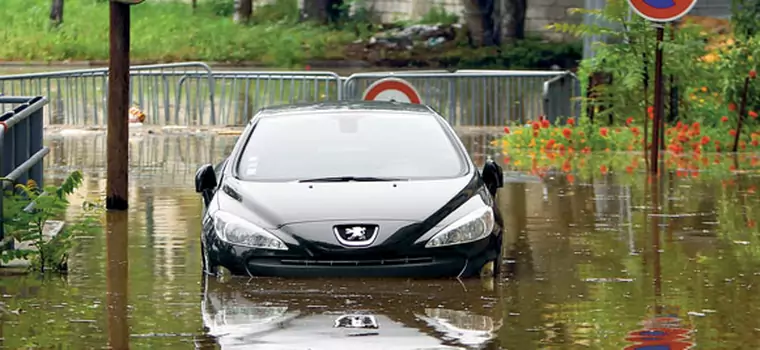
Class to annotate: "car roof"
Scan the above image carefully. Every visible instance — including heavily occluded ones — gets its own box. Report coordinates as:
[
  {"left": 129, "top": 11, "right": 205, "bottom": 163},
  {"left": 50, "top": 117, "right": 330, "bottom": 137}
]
[{"left": 255, "top": 101, "right": 436, "bottom": 118}]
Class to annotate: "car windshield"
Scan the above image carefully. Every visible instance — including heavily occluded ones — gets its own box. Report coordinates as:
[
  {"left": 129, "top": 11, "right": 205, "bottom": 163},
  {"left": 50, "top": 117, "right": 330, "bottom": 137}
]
[{"left": 236, "top": 111, "right": 468, "bottom": 181}]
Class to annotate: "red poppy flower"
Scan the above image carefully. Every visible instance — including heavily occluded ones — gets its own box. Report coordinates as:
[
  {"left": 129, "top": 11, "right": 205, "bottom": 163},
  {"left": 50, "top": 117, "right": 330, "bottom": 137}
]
[
  {"left": 750, "top": 111, "right": 758, "bottom": 119},
  {"left": 751, "top": 70, "right": 757, "bottom": 79},
  {"left": 721, "top": 116, "right": 729, "bottom": 123},
  {"left": 532, "top": 122, "right": 540, "bottom": 130},
  {"left": 729, "top": 103, "right": 737, "bottom": 112},
  {"left": 541, "top": 119, "right": 550, "bottom": 128},
  {"left": 599, "top": 127, "right": 609, "bottom": 137},
  {"left": 562, "top": 160, "right": 572, "bottom": 172},
  {"left": 504, "top": 127, "right": 511, "bottom": 134},
  {"left": 625, "top": 117, "right": 633, "bottom": 126},
  {"left": 562, "top": 128, "right": 572, "bottom": 139},
  {"left": 567, "top": 117, "right": 575, "bottom": 126}
]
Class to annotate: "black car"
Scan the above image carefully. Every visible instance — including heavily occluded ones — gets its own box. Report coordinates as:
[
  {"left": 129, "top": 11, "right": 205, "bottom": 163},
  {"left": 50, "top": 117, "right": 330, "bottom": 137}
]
[{"left": 194, "top": 101, "right": 504, "bottom": 279}]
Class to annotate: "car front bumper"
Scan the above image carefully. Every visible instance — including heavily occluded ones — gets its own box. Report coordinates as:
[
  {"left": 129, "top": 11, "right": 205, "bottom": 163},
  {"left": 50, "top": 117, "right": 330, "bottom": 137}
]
[{"left": 205, "top": 233, "right": 500, "bottom": 279}]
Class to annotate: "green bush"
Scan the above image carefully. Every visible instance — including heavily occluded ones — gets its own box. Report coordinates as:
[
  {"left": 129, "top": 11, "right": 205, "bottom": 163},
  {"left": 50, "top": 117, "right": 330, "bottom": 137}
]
[{"left": 1, "top": 171, "right": 102, "bottom": 273}]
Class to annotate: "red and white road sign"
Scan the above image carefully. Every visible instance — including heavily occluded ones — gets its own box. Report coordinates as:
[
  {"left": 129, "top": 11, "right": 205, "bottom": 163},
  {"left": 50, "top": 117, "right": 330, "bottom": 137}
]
[
  {"left": 628, "top": 0, "right": 698, "bottom": 22},
  {"left": 362, "top": 78, "right": 422, "bottom": 104}
]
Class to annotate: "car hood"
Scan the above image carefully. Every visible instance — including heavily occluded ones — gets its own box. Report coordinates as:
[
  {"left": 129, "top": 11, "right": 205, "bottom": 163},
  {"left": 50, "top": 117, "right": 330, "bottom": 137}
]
[{"left": 220, "top": 175, "right": 477, "bottom": 227}]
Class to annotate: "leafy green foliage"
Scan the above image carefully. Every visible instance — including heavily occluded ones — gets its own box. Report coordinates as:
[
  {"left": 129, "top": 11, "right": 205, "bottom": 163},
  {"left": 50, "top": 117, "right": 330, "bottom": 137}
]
[
  {"left": 548, "top": 0, "right": 760, "bottom": 128},
  {"left": 1, "top": 171, "right": 102, "bottom": 273},
  {"left": 418, "top": 6, "right": 459, "bottom": 26},
  {"left": 732, "top": 0, "right": 760, "bottom": 39}
]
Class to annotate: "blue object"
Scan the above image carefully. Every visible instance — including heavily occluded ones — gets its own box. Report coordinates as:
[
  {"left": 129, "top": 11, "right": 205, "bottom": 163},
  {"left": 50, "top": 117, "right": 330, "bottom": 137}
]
[{"left": 643, "top": 0, "right": 676, "bottom": 8}]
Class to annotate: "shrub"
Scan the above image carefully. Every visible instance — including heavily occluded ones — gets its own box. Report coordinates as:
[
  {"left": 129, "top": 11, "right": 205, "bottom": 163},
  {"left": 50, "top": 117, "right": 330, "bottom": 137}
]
[{"left": 1, "top": 171, "right": 102, "bottom": 273}]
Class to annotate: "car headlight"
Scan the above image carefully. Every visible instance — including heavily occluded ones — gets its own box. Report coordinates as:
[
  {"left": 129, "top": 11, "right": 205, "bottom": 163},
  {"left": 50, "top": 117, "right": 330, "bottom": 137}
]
[
  {"left": 213, "top": 211, "right": 288, "bottom": 251},
  {"left": 425, "top": 206, "right": 495, "bottom": 248}
]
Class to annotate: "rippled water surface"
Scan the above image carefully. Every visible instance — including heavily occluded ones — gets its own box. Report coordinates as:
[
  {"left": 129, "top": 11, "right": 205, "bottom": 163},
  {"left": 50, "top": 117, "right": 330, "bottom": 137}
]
[{"left": 2, "top": 131, "right": 760, "bottom": 349}]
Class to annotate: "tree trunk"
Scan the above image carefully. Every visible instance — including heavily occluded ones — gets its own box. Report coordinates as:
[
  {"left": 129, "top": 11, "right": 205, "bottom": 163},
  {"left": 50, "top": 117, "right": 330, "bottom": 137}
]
[
  {"left": 302, "top": 0, "right": 345, "bottom": 24},
  {"left": 50, "top": 0, "right": 64, "bottom": 28},
  {"left": 234, "top": 0, "right": 252, "bottom": 24},
  {"left": 461, "top": 0, "right": 526, "bottom": 47},
  {"left": 498, "top": 0, "right": 526, "bottom": 41}
]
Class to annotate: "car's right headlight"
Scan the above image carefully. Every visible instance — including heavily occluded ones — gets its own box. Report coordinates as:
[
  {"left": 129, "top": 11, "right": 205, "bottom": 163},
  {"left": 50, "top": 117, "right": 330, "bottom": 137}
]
[
  {"left": 213, "top": 211, "right": 288, "bottom": 251},
  {"left": 425, "top": 206, "right": 495, "bottom": 248}
]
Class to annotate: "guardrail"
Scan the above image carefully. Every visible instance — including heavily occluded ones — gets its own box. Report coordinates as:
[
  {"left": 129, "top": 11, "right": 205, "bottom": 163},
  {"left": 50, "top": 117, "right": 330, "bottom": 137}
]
[
  {"left": 0, "top": 96, "right": 49, "bottom": 242},
  {"left": 0, "top": 64, "right": 579, "bottom": 127}
]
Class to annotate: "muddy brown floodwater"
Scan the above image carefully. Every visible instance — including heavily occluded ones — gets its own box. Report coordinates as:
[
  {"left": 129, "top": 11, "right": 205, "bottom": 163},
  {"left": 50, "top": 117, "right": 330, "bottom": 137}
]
[{"left": 1, "top": 131, "right": 759, "bottom": 349}]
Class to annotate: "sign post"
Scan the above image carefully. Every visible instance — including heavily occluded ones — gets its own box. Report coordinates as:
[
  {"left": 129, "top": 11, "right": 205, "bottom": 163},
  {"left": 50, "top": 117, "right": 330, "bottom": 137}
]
[
  {"left": 362, "top": 78, "right": 422, "bottom": 104},
  {"left": 628, "top": 0, "right": 698, "bottom": 175}
]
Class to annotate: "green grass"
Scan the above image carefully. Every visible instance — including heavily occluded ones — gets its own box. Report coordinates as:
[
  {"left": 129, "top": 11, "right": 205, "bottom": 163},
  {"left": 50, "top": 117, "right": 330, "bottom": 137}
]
[
  {"left": 0, "top": 0, "right": 356, "bottom": 66},
  {"left": 0, "top": 0, "right": 582, "bottom": 69}
]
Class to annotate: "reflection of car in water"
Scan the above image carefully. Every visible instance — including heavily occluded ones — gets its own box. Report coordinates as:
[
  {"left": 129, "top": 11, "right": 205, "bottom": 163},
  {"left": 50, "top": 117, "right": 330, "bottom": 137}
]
[
  {"left": 194, "top": 101, "right": 505, "bottom": 279},
  {"left": 196, "top": 277, "right": 503, "bottom": 350}
]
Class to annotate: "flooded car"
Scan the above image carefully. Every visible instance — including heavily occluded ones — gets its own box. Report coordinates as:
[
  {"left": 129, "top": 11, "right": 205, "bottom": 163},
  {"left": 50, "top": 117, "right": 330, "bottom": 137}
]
[
  {"left": 198, "top": 277, "right": 502, "bottom": 349},
  {"left": 194, "top": 101, "right": 505, "bottom": 279}
]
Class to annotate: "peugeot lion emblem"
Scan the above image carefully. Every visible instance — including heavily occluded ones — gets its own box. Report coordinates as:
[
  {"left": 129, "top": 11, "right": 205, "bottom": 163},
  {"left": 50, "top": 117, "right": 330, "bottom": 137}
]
[{"left": 334, "top": 225, "right": 379, "bottom": 247}]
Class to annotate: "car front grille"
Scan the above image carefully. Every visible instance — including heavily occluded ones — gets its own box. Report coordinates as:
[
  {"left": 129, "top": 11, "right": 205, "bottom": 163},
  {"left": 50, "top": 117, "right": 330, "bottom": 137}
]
[{"left": 279, "top": 256, "right": 435, "bottom": 267}]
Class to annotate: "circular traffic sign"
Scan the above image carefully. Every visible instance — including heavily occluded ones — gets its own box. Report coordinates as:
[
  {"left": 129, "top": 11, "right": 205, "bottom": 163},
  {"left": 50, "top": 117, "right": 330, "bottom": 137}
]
[
  {"left": 628, "top": 0, "right": 698, "bottom": 22},
  {"left": 362, "top": 78, "right": 422, "bottom": 104}
]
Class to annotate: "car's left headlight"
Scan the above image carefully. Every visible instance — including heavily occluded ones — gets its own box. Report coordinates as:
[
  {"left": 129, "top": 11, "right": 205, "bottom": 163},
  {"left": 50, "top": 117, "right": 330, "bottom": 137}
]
[
  {"left": 425, "top": 206, "right": 495, "bottom": 248},
  {"left": 213, "top": 211, "right": 288, "bottom": 251}
]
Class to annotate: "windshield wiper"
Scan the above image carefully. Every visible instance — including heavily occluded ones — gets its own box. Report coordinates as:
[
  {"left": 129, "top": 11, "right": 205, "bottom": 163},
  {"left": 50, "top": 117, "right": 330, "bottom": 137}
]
[{"left": 298, "top": 176, "right": 407, "bottom": 183}]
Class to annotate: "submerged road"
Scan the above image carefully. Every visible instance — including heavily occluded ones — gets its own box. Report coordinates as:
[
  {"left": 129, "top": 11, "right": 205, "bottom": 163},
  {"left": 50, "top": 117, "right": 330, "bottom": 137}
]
[{"left": 0, "top": 131, "right": 758, "bottom": 349}]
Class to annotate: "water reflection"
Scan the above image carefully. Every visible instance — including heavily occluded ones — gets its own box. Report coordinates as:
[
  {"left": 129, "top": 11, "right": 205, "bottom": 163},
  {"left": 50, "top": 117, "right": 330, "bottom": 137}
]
[
  {"left": 199, "top": 277, "right": 501, "bottom": 350},
  {"left": 106, "top": 212, "right": 130, "bottom": 350},
  {"left": 624, "top": 178, "right": 695, "bottom": 350}
]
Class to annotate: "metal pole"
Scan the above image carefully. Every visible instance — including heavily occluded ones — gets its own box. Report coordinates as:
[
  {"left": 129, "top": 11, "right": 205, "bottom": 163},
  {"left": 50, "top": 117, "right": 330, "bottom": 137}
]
[
  {"left": 107, "top": 1, "right": 130, "bottom": 210},
  {"left": 650, "top": 25, "right": 665, "bottom": 175},
  {"left": 733, "top": 77, "right": 751, "bottom": 152}
]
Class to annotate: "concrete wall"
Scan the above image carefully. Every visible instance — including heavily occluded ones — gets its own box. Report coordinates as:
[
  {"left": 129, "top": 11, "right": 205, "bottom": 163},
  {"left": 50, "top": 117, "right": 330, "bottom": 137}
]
[
  {"left": 287, "top": 0, "right": 733, "bottom": 41},
  {"left": 357, "top": 0, "right": 585, "bottom": 40}
]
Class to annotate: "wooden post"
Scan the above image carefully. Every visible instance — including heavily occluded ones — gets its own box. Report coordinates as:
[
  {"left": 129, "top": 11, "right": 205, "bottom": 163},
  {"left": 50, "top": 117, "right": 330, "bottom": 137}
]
[
  {"left": 650, "top": 25, "right": 665, "bottom": 175},
  {"left": 107, "top": 1, "right": 130, "bottom": 211}
]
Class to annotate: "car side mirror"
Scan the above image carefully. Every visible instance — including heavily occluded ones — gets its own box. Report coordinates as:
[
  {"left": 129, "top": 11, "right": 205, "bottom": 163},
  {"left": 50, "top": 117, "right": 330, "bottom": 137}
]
[
  {"left": 482, "top": 160, "right": 503, "bottom": 197},
  {"left": 195, "top": 164, "right": 218, "bottom": 194}
]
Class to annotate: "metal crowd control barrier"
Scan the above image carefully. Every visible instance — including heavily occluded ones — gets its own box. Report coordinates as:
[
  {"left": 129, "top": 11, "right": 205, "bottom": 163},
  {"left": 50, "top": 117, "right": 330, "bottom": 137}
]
[
  {"left": 343, "top": 70, "right": 575, "bottom": 126},
  {"left": 0, "top": 96, "right": 48, "bottom": 242},
  {"left": 0, "top": 62, "right": 215, "bottom": 126},
  {"left": 542, "top": 72, "right": 581, "bottom": 124},
  {"left": 0, "top": 64, "right": 580, "bottom": 127},
  {"left": 176, "top": 71, "right": 342, "bottom": 126}
]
